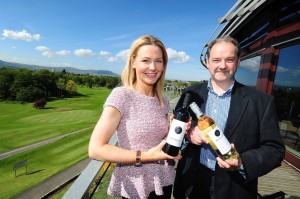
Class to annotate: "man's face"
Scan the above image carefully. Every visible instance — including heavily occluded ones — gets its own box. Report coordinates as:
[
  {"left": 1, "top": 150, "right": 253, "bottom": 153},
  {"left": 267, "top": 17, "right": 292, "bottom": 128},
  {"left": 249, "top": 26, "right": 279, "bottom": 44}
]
[{"left": 206, "top": 41, "right": 240, "bottom": 84}]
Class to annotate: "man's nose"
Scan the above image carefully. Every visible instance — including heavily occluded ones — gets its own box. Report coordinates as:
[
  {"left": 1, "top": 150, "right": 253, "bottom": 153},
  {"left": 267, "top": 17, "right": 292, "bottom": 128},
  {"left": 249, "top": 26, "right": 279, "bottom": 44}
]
[{"left": 219, "top": 60, "right": 227, "bottom": 69}]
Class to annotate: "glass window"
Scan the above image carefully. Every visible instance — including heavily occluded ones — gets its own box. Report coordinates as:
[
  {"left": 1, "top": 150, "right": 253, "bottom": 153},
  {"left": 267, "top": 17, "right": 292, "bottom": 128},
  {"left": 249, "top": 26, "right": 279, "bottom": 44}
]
[
  {"left": 273, "top": 44, "right": 300, "bottom": 153},
  {"left": 235, "top": 56, "right": 261, "bottom": 87}
]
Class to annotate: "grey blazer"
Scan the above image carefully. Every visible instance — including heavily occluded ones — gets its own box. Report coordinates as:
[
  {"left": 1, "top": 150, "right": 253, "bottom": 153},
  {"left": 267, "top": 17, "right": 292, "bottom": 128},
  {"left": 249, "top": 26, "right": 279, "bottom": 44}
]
[{"left": 173, "top": 81, "right": 285, "bottom": 199}]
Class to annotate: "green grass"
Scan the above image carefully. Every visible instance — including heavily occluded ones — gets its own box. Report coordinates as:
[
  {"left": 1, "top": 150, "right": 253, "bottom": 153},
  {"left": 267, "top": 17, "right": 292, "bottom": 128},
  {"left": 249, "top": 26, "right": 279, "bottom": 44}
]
[
  {"left": 0, "top": 129, "right": 91, "bottom": 198},
  {"left": 0, "top": 86, "right": 111, "bottom": 198},
  {"left": 0, "top": 87, "right": 110, "bottom": 153}
]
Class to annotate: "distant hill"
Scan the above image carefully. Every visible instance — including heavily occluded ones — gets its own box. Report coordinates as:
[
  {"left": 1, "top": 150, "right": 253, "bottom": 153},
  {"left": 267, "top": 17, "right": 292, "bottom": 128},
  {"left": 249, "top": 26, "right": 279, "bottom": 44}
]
[{"left": 0, "top": 59, "right": 119, "bottom": 76}]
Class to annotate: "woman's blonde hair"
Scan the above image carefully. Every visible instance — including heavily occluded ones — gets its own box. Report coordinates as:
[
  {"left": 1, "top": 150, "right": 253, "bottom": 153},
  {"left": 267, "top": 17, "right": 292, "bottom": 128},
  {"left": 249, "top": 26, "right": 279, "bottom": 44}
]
[{"left": 121, "top": 35, "right": 168, "bottom": 107}]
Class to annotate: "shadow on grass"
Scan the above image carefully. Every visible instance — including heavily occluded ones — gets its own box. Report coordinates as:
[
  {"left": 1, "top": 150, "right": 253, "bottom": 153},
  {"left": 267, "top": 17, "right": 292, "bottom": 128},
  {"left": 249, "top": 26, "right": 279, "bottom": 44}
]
[
  {"left": 15, "top": 169, "right": 45, "bottom": 177},
  {"left": 26, "top": 169, "right": 45, "bottom": 175}
]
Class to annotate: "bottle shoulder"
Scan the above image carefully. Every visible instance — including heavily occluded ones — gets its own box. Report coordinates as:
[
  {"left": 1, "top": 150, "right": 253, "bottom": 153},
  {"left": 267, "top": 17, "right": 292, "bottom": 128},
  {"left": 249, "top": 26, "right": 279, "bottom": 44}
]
[{"left": 198, "top": 115, "right": 215, "bottom": 129}]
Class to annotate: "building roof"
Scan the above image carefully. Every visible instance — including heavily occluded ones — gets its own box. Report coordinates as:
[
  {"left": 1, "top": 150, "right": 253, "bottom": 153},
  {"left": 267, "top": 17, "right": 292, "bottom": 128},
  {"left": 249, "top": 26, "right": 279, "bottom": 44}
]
[{"left": 200, "top": 0, "right": 300, "bottom": 67}]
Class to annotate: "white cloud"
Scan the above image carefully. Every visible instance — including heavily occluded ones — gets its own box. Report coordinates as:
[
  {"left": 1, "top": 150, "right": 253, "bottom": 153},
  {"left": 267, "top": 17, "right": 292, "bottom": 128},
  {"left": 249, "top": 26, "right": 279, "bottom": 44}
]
[
  {"left": 56, "top": 50, "right": 71, "bottom": 56},
  {"left": 42, "top": 51, "right": 54, "bottom": 58},
  {"left": 2, "top": 29, "right": 41, "bottom": 41},
  {"left": 74, "top": 49, "right": 93, "bottom": 58},
  {"left": 107, "top": 57, "right": 120, "bottom": 62},
  {"left": 115, "top": 49, "right": 130, "bottom": 62},
  {"left": 36, "top": 46, "right": 50, "bottom": 52},
  {"left": 36, "top": 46, "right": 70, "bottom": 58},
  {"left": 276, "top": 66, "right": 289, "bottom": 73},
  {"left": 240, "top": 57, "right": 261, "bottom": 72},
  {"left": 99, "top": 51, "right": 111, "bottom": 56},
  {"left": 36, "top": 46, "right": 53, "bottom": 57},
  {"left": 166, "top": 48, "right": 191, "bottom": 63},
  {"left": 98, "top": 49, "right": 129, "bottom": 63}
]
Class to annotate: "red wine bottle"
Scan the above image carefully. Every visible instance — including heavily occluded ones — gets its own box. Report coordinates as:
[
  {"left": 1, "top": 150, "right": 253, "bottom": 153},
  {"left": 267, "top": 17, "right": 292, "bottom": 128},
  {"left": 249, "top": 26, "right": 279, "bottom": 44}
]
[{"left": 163, "top": 93, "right": 191, "bottom": 156}]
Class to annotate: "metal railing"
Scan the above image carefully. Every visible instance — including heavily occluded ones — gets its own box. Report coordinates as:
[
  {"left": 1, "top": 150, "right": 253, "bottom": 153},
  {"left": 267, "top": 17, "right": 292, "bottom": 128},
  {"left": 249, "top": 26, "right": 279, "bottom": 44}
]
[{"left": 62, "top": 133, "right": 118, "bottom": 199}]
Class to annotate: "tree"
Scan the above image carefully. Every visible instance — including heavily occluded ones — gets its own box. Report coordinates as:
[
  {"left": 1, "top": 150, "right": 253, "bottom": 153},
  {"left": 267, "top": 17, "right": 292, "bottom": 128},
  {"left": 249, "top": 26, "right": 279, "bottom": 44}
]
[
  {"left": 33, "top": 69, "right": 56, "bottom": 98},
  {"left": 66, "top": 80, "right": 77, "bottom": 94},
  {"left": 15, "top": 85, "right": 43, "bottom": 102},
  {"left": 83, "top": 75, "right": 93, "bottom": 88},
  {"left": 0, "top": 68, "right": 15, "bottom": 100},
  {"left": 94, "top": 76, "right": 106, "bottom": 87},
  {"left": 105, "top": 76, "right": 120, "bottom": 89},
  {"left": 33, "top": 98, "right": 47, "bottom": 109},
  {"left": 9, "top": 69, "right": 34, "bottom": 99},
  {"left": 56, "top": 78, "right": 66, "bottom": 97}
]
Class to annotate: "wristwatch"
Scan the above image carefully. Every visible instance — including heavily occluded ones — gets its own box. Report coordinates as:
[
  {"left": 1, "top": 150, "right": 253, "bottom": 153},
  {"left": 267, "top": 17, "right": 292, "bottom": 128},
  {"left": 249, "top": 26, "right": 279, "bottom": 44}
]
[{"left": 135, "top": 150, "right": 142, "bottom": 167}]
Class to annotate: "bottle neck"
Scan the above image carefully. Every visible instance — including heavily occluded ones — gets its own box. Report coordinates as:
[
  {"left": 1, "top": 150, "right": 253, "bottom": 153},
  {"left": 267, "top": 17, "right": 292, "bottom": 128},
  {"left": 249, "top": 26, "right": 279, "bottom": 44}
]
[
  {"left": 175, "top": 105, "right": 188, "bottom": 114},
  {"left": 197, "top": 113, "right": 204, "bottom": 119},
  {"left": 198, "top": 114, "right": 205, "bottom": 120},
  {"left": 194, "top": 110, "right": 204, "bottom": 119}
]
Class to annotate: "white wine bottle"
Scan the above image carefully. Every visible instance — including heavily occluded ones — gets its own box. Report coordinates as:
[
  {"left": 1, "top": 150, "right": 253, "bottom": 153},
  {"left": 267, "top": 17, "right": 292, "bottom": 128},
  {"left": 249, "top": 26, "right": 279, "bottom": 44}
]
[
  {"left": 163, "top": 93, "right": 191, "bottom": 156},
  {"left": 189, "top": 102, "right": 238, "bottom": 160}
]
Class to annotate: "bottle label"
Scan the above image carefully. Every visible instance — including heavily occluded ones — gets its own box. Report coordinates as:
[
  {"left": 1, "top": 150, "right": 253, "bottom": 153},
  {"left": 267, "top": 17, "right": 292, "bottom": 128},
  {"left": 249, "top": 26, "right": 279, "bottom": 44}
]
[
  {"left": 166, "top": 119, "right": 187, "bottom": 147},
  {"left": 207, "top": 126, "right": 231, "bottom": 155}
]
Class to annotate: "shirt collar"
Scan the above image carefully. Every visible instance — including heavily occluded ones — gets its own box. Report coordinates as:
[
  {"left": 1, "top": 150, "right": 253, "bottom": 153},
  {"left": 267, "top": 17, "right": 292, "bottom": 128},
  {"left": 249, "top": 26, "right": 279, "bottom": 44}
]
[{"left": 207, "top": 79, "right": 235, "bottom": 96}]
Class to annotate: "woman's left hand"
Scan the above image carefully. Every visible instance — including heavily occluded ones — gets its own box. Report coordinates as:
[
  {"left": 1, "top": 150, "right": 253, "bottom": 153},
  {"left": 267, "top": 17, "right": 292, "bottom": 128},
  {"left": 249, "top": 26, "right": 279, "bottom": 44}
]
[{"left": 144, "top": 139, "right": 182, "bottom": 161}]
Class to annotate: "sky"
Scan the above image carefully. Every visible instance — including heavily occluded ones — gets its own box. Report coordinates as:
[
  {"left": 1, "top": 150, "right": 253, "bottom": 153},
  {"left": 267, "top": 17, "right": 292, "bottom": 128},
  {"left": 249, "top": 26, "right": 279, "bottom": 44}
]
[{"left": 0, "top": 0, "right": 237, "bottom": 81}]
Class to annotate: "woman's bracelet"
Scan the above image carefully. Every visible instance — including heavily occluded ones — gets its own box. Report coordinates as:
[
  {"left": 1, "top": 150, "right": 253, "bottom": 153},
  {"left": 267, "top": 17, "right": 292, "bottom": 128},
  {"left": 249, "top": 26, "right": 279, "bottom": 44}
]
[{"left": 135, "top": 150, "right": 142, "bottom": 167}]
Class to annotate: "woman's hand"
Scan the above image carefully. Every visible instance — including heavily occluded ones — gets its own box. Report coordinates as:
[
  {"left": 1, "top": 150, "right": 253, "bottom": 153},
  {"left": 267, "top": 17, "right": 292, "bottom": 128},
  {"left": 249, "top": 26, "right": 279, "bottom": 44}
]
[
  {"left": 169, "top": 114, "right": 174, "bottom": 125},
  {"left": 143, "top": 139, "right": 182, "bottom": 162}
]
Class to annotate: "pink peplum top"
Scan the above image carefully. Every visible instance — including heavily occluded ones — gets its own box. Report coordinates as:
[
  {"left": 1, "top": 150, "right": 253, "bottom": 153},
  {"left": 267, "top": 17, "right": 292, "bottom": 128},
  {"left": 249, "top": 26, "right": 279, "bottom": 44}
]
[{"left": 104, "top": 86, "right": 175, "bottom": 199}]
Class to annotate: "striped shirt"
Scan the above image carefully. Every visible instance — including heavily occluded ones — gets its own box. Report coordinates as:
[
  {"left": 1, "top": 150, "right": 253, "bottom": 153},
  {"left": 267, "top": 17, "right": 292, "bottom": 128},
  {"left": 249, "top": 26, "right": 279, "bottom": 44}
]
[{"left": 200, "top": 79, "right": 234, "bottom": 171}]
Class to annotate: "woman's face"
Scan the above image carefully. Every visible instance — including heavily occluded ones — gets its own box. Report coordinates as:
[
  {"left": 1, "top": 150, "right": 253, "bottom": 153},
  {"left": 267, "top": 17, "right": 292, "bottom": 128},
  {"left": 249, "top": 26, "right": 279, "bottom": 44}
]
[{"left": 131, "top": 45, "right": 164, "bottom": 87}]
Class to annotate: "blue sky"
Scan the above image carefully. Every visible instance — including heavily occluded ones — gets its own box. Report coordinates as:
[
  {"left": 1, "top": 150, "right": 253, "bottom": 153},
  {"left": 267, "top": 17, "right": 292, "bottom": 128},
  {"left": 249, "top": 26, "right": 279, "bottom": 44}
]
[{"left": 0, "top": 0, "right": 237, "bottom": 81}]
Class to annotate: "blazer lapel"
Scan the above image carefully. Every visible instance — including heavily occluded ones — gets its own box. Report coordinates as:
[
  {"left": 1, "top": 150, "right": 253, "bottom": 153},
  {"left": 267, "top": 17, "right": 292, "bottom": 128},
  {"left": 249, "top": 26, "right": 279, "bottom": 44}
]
[
  {"left": 199, "top": 81, "right": 208, "bottom": 111},
  {"left": 225, "top": 82, "right": 249, "bottom": 139}
]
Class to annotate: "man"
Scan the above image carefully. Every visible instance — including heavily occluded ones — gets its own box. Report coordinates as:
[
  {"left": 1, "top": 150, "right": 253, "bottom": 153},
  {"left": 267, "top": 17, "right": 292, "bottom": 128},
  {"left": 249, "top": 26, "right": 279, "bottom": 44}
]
[{"left": 173, "top": 36, "right": 285, "bottom": 199}]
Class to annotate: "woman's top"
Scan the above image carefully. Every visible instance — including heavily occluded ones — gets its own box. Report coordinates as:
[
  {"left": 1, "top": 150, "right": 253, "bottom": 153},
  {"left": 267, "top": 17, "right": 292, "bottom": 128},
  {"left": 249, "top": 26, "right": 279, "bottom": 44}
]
[{"left": 104, "top": 86, "right": 175, "bottom": 199}]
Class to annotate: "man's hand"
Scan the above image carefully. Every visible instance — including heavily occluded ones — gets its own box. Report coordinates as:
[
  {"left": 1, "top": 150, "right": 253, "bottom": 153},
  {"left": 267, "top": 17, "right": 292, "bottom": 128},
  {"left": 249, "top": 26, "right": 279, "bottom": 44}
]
[
  {"left": 216, "top": 144, "right": 242, "bottom": 171},
  {"left": 186, "top": 126, "right": 209, "bottom": 145}
]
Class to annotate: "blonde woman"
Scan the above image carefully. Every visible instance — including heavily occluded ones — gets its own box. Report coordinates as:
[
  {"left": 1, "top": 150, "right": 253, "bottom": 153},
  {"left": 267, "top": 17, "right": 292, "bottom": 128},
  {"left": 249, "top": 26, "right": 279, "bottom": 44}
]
[{"left": 89, "top": 35, "right": 181, "bottom": 199}]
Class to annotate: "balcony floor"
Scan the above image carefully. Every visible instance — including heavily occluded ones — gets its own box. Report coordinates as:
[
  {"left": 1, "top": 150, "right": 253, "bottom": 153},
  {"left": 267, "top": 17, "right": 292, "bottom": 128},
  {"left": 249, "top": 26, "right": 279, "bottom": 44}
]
[{"left": 258, "top": 160, "right": 300, "bottom": 198}]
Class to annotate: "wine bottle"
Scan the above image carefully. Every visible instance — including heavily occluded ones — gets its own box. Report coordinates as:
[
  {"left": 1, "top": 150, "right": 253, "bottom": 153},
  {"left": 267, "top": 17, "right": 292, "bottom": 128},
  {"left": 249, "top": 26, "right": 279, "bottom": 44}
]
[
  {"left": 163, "top": 93, "right": 191, "bottom": 156},
  {"left": 189, "top": 102, "right": 238, "bottom": 160}
]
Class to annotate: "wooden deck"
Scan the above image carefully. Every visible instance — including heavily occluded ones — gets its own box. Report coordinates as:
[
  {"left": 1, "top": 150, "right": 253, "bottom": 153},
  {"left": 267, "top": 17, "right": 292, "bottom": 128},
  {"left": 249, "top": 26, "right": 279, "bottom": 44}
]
[{"left": 258, "top": 160, "right": 300, "bottom": 198}]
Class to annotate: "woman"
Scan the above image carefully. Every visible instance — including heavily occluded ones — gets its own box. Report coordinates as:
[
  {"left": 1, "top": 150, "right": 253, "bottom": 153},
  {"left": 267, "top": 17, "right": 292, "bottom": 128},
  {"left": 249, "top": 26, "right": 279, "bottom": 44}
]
[{"left": 89, "top": 35, "right": 181, "bottom": 199}]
